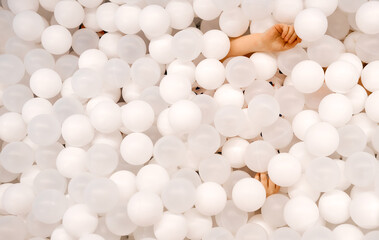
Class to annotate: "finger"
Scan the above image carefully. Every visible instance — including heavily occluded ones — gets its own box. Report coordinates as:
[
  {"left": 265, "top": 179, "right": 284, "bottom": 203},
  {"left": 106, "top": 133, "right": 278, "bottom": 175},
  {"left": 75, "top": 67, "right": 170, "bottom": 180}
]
[
  {"left": 288, "top": 31, "right": 298, "bottom": 44},
  {"left": 285, "top": 26, "right": 295, "bottom": 41},
  {"left": 281, "top": 25, "right": 289, "bottom": 38},
  {"left": 254, "top": 173, "right": 260, "bottom": 181},
  {"left": 268, "top": 178, "right": 276, "bottom": 193},
  {"left": 275, "top": 185, "right": 280, "bottom": 193},
  {"left": 260, "top": 172, "right": 268, "bottom": 187},
  {"left": 274, "top": 23, "right": 284, "bottom": 34}
]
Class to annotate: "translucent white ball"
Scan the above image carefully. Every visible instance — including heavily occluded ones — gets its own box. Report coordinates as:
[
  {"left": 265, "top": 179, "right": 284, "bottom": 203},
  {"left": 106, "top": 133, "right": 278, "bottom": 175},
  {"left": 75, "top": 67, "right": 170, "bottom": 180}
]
[
  {"left": 365, "top": 91, "right": 379, "bottom": 122},
  {"left": 262, "top": 118, "right": 293, "bottom": 149},
  {"left": 318, "top": 93, "right": 353, "bottom": 127},
  {"left": 139, "top": 5, "right": 170, "bottom": 38},
  {"left": 62, "top": 204, "right": 98, "bottom": 238},
  {"left": 154, "top": 212, "right": 188, "bottom": 240},
  {"left": 72, "top": 29, "right": 99, "bottom": 55},
  {"left": 165, "top": 0, "right": 193, "bottom": 30},
  {"left": 62, "top": 114, "right": 94, "bottom": 147},
  {"left": 78, "top": 0, "right": 103, "bottom": 9},
  {"left": 355, "top": 1, "right": 379, "bottom": 34},
  {"left": 199, "top": 154, "right": 231, "bottom": 184},
  {"left": 148, "top": 34, "right": 175, "bottom": 64},
  {"left": 235, "top": 223, "right": 268, "bottom": 240},
  {"left": 214, "top": 105, "right": 245, "bottom": 137},
  {"left": 159, "top": 74, "right": 191, "bottom": 104},
  {"left": 121, "top": 100, "right": 154, "bottom": 133},
  {"left": 365, "top": 231, "right": 379, "bottom": 240},
  {"left": 12, "top": 10, "right": 45, "bottom": 42},
  {"left": 338, "top": 0, "right": 367, "bottom": 13},
  {"left": 193, "top": 0, "right": 221, "bottom": 21},
  {"left": 337, "top": 125, "right": 367, "bottom": 157},
  {"left": 79, "top": 234, "right": 105, "bottom": 240},
  {"left": 292, "top": 110, "right": 321, "bottom": 141},
  {"left": 221, "top": 137, "right": 248, "bottom": 168},
  {"left": 188, "top": 124, "right": 220, "bottom": 158},
  {"left": 272, "top": 0, "right": 303, "bottom": 23},
  {"left": 89, "top": 101, "right": 121, "bottom": 134},
  {"left": 318, "top": 190, "right": 351, "bottom": 224},
  {"left": 87, "top": 144, "right": 118, "bottom": 176},
  {"left": 0, "top": 112, "right": 27, "bottom": 142},
  {"left": 136, "top": 164, "right": 169, "bottom": 195},
  {"left": 333, "top": 224, "right": 364, "bottom": 240},
  {"left": 103, "top": 58, "right": 130, "bottom": 89},
  {"left": 154, "top": 135, "right": 186, "bottom": 168},
  {"left": 115, "top": 4, "right": 141, "bottom": 34},
  {"left": 232, "top": 178, "right": 266, "bottom": 212},
  {"left": 277, "top": 46, "right": 308, "bottom": 76},
  {"left": 361, "top": 61, "right": 379, "bottom": 92},
  {"left": 283, "top": 196, "right": 319, "bottom": 232},
  {"left": 345, "top": 151, "right": 377, "bottom": 187},
  {"left": 120, "top": 133, "right": 153, "bottom": 165},
  {"left": 167, "top": 59, "right": 196, "bottom": 84},
  {"left": 219, "top": 7, "right": 249, "bottom": 37},
  {"left": 184, "top": 208, "right": 213, "bottom": 240},
  {"left": 71, "top": 68, "right": 103, "bottom": 98},
  {"left": 344, "top": 84, "right": 367, "bottom": 114},
  {"left": 350, "top": 192, "right": 379, "bottom": 229},
  {"left": 41, "top": 25, "right": 72, "bottom": 55},
  {"left": 250, "top": 52, "right": 277, "bottom": 81},
  {"left": 213, "top": 84, "right": 244, "bottom": 108},
  {"left": 56, "top": 147, "right": 87, "bottom": 179},
  {"left": 117, "top": 35, "right": 147, "bottom": 64},
  {"left": 55, "top": 54, "right": 78, "bottom": 80},
  {"left": 29, "top": 68, "right": 62, "bottom": 99},
  {"left": 241, "top": 0, "right": 273, "bottom": 21},
  {"left": 307, "top": 35, "right": 346, "bottom": 67},
  {"left": 261, "top": 194, "right": 289, "bottom": 228},
  {"left": 195, "top": 59, "right": 225, "bottom": 90},
  {"left": 304, "top": 0, "right": 338, "bottom": 16},
  {"left": 32, "top": 189, "right": 68, "bottom": 224},
  {"left": 168, "top": 99, "right": 202, "bottom": 134},
  {"left": 0, "top": 54, "right": 25, "bottom": 85},
  {"left": 161, "top": 178, "right": 196, "bottom": 213},
  {"left": 24, "top": 49, "right": 55, "bottom": 76},
  {"left": 225, "top": 56, "right": 256, "bottom": 88},
  {"left": 248, "top": 94, "right": 280, "bottom": 127},
  {"left": 131, "top": 56, "right": 161, "bottom": 89},
  {"left": 270, "top": 227, "right": 301, "bottom": 240},
  {"left": 202, "top": 30, "right": 230, "bottom": 60},
  {"left": 195, "top": 182, "right": 227, "bottom": 216},
  {"left": 0, "top": 215, "right": 27, "bottom": 240},
  {"left": 84, "top": 178, "right": 119, "bottom": 214},
  {"left": 127, "top": 191, "right": 163, "bottom": 227},
  {"left": 294, "top": 8, "right": 328, "bottom": 42},
  {"left": 325, "top": 61, "right": 359, "bottom": 93},
  {"left": 305, "top": 157, "right": 340, "bottom": 192},
  {"left": 244, "top": 140, "right": 277, "bottom": 173},
  {"left": 2, "top": 183, "right": 34, "bottom": 215},
  {"left": 291, "top": 60, "right": 324, "bottom": 93},
  {"left": 212, "top": 0, "right": 241, "bottom": 11},
  {"left": 302, "top": 226, "right": 334, "bottom": 240},
  {"left": 274, "top": 86, "right": 305, "bottom": 118},
  {"left": 304, "top": 122, "right": 339, "bottom": 157},
  {"left": 172, "top": 28, "right": 203, "bottom": 61},
  {"left": 95, "top": 2, "right": 118, "bottom": 32},
  {"left": 215, "top": 200, "right": 248, "bottom": 234},
  {"left": 54, "top": 0, "right": 84, "bottom": 29},
  {"left": 7, "top": 0, "right": 39, "bottom": 13},
  {"left": 0, "top": 142, "right": 34, "bottom": 173},
  {"left": 28, "top": 114, "right": 61, "bottom": 146},
  {"left": 268, "top": 153, "right": 302, "bottom": 187}
]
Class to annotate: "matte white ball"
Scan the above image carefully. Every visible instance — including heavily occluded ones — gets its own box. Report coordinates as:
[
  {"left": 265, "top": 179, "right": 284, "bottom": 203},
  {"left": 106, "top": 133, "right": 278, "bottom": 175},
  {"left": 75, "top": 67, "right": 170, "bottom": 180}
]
[
  {"left": 344, "top": 84, "right": 367, "bottom": 114},
  {"left": 272, "top": 0, "right": 303, "bottom": 23},
  {"left": 261, "top": 194, "right": 289, "bottom": 228},
  {"left": 121, "top": 100, "right": 154, "bottom": 133},
  {"left": 294, "top": 8, "right": 327, "bottom": 42},
  {"left": 292, "top": 110, "right": 321, "bottom": 141},
  {"left": 333, "top": 224, "right": 364, "bottom": 240},
  {"left": 165, "top": 0, "right": 194, "bottom": 30},
  {"left": 214, "top": 105, "right": 245, "bottom": 137},
  {"left": 219, "top": 7, "right": 249, "bottom": 37},
  {"left": 318, "top": 93, "right": 353, "bottom": 127},
  {"left": 250, "top": 52, "right": 277, "bottom": 81},
  {"left": 213, "top": 84, "right": 244, "bottom": 108},
  {"left": 127, "top": 191, "right": 163, "bottom": 227},
  {"left": 172, "top": 28, "right": 203, "bottom": 61},
  {"left": 268, "top": 153, "right": 302, "bottom": 187},
  {"left": 222, "top": 137, "right": 249, "bottom": 169},
  {"left": 325, "top": 61, "right": 359, "bottom": 93},
  {"left": 62, "top": 114, "right": 94, "bottom": 147},
  {"left": 161, "top": 178, "right": 196, "bottom": 213},
  {"left": 149, "top": 34, "right": 175, "bottom": 64},
  {"left": 225, "top": 56, "right": 256, "bottom": 88},
  {"left": 159, "top": 74, "right": 191, "bottom": 104},
  {"left": 305, "top": 157, "right": 340, "bottom": 192},
  {"left": 232, "top": 178, "right": 266, "bottom": 212},
  {"left": 56, "top": 147, "right": 87, "bottom": 179},
  {"left": 350, "top": 192, "right": 379, "bottom": 229},
  {"left": 41, "top": 25, "right": 72, "bottom": 55},
  {"left": 304, "top": 0, "right": 338, "bottom": 16},
  {"left": 62, "top": 204, "right": 98, "bottom": 238},
  {"left": 153, "top": 135, "right": 186, "bottom": 168},
  {"left": 355, "top": 1, "right": 379, "bottom": 34},
  {"left": 345, "top": 151, "right": 377, "bottom": 187},
  {"left": 30, "top": 68, "right": 62, "bottom": 99},
  {"left": 0, "top": 142, "right": 34, "bottom": 173},
  {"left": 304, "top": 122, "right": 339, "bottom": 157},
  {"left": 115, "top": 4, "right": 141, "bottom": 34},
  {"left": 168, "top": 100, "right": 202, "bottom": 134},
  {"left": 193, "top": 0, "right": 221, "bottom": 21},
  {"left": 202, "top": 30, "right": 230, "bottom": 60},
  {"left": 365, "top": 91, "right": 379, "bottom": 123},
  {"left": 319, "top": 189, "right": 351, "bottom": 224},
  {"left": 247, "top": 94, "right": 280, "bottom": 127},
  {"left": 120, "top": 133, "right": 153, "bottom": 165},
  {"left": 2, "top": 183, "right": 34, "bottom": 215},
  {"left": 291, "top": 60, "right": 324, "bottom": 93},
  {"left": 28, "top": 114, "right": 61, "bottom": 146},
  {"left": 337, "top": 125, "right": 367, "bottom": 157},
  {"left": 12, "top": 10, "right": 45, "bottom": 42},
  {"left": 307, "top": 35, "right": 345, "bottom": 67},
  {"left": 195, "top": 182, "right": 227, "bottom": 216},
  {"left": 195, "top": 59, "right": 225, "bottom": 90},
  {"left": 184, "top": 208, "right": 213, "bottom": 240},
  {"left": 154, "top": 212, "right": 187, "bottom": 240},
  {"left": 95, "top": 2, "right": 118, "bottom": 32},
  {"left": 244, "top": 140, "right": 277, "bottom": 173},
  {"left": 0, "top": 112, "right": 27, "bottom": 143},
  {"left": 361, "top": 61, "right": 379, "bottom": 92},
  {"left": 136, "top": 164, "right": 169, "bottom": 194},
  {"left": 54, "top": 0, "right": 84, "bottom": 29},
  {"left": 84, "top": 178, "right": 119, "bottom": 214},
  {"left": 0, "top": 54, "right": 25, "bottom": 85},
  {"left": 270, "top": 227, "right": 301, "bottom": 240},
  {"left": 139, "top": 5, "right": 170, "bottom": 38},
  {"left": 283, "top": 196, "right": 319, "bottom": 232},
  {"left": 32, "top": 189, "right": 68, "bottom": 224},
  {"left": 89, "top": 101, "right": 121, "bottom": 134}
]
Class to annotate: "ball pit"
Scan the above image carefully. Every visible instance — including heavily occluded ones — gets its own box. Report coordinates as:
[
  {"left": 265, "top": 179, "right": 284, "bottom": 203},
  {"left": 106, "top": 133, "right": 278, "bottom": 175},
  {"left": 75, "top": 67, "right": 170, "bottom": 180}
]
[{"left": 0, "top": 1, "right": 379, "bottom": 240}]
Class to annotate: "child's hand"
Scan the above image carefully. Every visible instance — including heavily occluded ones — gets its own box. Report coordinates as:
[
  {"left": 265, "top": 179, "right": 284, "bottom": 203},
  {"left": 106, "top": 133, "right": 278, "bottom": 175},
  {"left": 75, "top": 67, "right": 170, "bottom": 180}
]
[
  {"left": 254, "top": 172, "right": 280, "bottom": 197},
  {"left": 262, "top": 24, "right": 302, "bottom": 52}
]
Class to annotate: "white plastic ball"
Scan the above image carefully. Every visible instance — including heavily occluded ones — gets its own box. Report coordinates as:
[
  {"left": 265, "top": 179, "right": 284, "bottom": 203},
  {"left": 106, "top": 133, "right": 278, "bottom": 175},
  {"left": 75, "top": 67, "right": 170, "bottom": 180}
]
[
  {"left": 345, "top": 151, "right": 377, "bottom": 187},
  {"left": 0, "top": 112, "right": 27, "bottom": 142},
  {"left": 120, "top": 133, "right": 153, "bottom": 165},
  {"left": 270, "top": 227, "right": 301, "bottom": 240},
  {"left": 355, "top": 1, "right": 379, "bottom": 34},
  {"left": 184, "top": 208, "right": 213, "bottom": 240},
  {"left": 62, "top": 114, "right": 94, "bottom": 147},
  {"left": 308, "top": 35, "right": 346, "bottom": 68},
  {"left": 318, "top": 93, "right": 353, "bottom": 127},
  {"left": 244, "top": 140, "right": 277, "bottom": 173},
  {"left": 304, "top": 122, "right": 339, "bottom": 157},
  {"left": 302, "top": 226, "right": 334, "bottom": 240},
  {"left": 221, "top": 137, "right": 248, "bottom": 169},
  {"left": 291, "top": 60, "right": 324, "bottom": 94},
  {"left": 127, "top": 191, "right": 163, "bottom": 227},
  {"left": 172, "top": 28, "right": 203, "bottom": 61},
  {"left": 136, "top": 164, "right": 169, "bottom": 194},
  {"left": 292, "top": 110, "right": 321, "bottom": 141},
  {"left": 0, "top": 54, "right": 25, "bottom": 85},
  {"left": 337, "top": 125, "right": 367, "bottom": 157},
  {"left": 12, "top": 10, "right": 45, "bottom": 42},
  {"left": 32, "top": 189, "right": 68, "bottom": 224},
  {"left": 305, "top": 157, "right": 340, "bottom": 192},
  {"left": 33, "top": 168, "right": 67, "bottom": 194},
  {"left": 139, "top": 5, "right": 170, "bottom": 38},
  {"left": 159, "top": 74, "right": 191, "bottom": 104},
  {"left": 325, "top": 61, "right": 359, "bottom": 93},
  {"left": 215, "top": 200, "right": 248, "bottom": 234},
  {"left": 131, "top": 56, "right": 161, "bottom": 89},
  {"left": 28, "top": 114, "right": 61, "bottom": 146},
  {"left": 199, "top": 154, "right": 231, "bottom": 184},
  {"left": 188, "top": 124, "right": 220, "bottom": 158},
  {"left": 153, "top": 135, "right": 186, "bottom": 168},
  {"left": 195, "top": 182, "right": 227, "bottom": 216},
  {"left": 283, "top": 196, "right": 319, "bottom": 232},
  {"left": 89, "top": 101, "right": 121, "bottom": 134},
  {"left": 193, "top": 0, "right": 221, "bottom": 21},
  {"left": 168, "top": 99, "right": 202, "bottom": 134},
  {"left": 148, "top": 34, "right": 175, "bottom": 64},
  {"left": 277, "top": 46, "right": 308, "bottom": 76},
  {"left": 232, "top": 178, "right": 266, "bottom": 212},
  {"left": 2, "top": 183, "right": 34, "bottom": 215},
  {"left": 86, "top": 144, "right": 118, "bottom": 177},
  {"left": 274, "top": 86, "right": 305, "bottom": 118},
  {"left": 202, "top": 30, "right": 230, "bottom": 60},
  {"left": 214, "top": 105, "right": 245, "bottom": 137},
  {"left": 241, "top": 0, "right": 273, "bottom": 21},
  {"left": 95, "top": 2, "right": 118, "bottom": 32},
  {"left": 305, "top": 0, "right": 338, "bottom": 16},
  {"left": 117, "top": 35, "right": 147, "bottom": 64},
  {"left": 121, "top": 100, "right": 154, "bottom": 133},
  {"left": 41, "top": 25, "right": 72, "bottom": 55},
  {"left": 361, "top": 61, "right": 379, "bottom": 92},
  {"left": 0, "top": 215, "right": 27, "bottom": 240},
  {"left": 268, "top": 153, "right": 302, "bottom": 187},
  {"left": 115, "top": 4, "right": 141, "bottom": 34},
  {"left": 192, "top": 94, "right": 218, "bottom": 124},
  {"left": 84, "top": 178, "right": 119, "bottom": 214},
  {"left": 261, "top": 117, "right": 294, "bottom": 149},
  {"left": 72, "top": 29, "right": 99, "bottom": 55},
  {"left": 365, "top": 231, "right": 379, "bottom": 240},
  {"left": 203, "top": 227, "right": 234, "bottom": 240},
  {"left": 250, "top": 52, "right": 277, "bottom": 81},
  {"left": 247, "top": 94, "right": 280, "bottom": 127},
  {"left": 56, "top": 147, "right": 87, "bottom": 179},
  {"left": 29, "top": 68, "right": 62, "bottom": 99},
  {"left": 154, "top": 212, "right": 187, "bottom": 240},
  {"left": 195, "top": 59, "right": 225, "bottom": 90},
  {"left": 225, "top": 56, "right": 256, "bottom": 88},
  {"left": 22, "top": 99, "right": 53, "bottom": 123},
  {"left": 165, "top": 0, "right": 193, "bottom": 30},
  {"left": 261, "top": 194, "right": 289, "bottom": 228},
  {"left": 318, "top": 190, "right": 351, "bottom": 224},
  {"left": 213, "top": 84, "right": 244, "bottom": 108},
  {"left": 212, "top": 0, "right": 241, "bottom": 11},
  {"left": 235, "top": 223, "right": 268, "bottom": 240},
  {"left": 344, "top": 84, "right": 367, "bottom": 114},
  {"left": 294, "top": 8, "right": 327, "bottom": 42},
  {"left": 350, "top": 192, "right": 379, "bottom": 229},
  {"left": 272, "top": 0, "right": 303, "bottom": 23},
  {"left": 365, "top": 91, "right": 379, "bottom": 123},
  {"left": 7, "top": 0, "right": 39, "bottom": 14},
  {"left": 102, "top": 58, "right": 130, "bottom": 89},
  {"left": 219, "top": 7, "right": 249, "bottom": 37},
  {"left": 161, "top": 178, "right": 196, "bottom": 214},
  {"left": 333, "top": 224, "right": 364, "bottom": 240},
  {"left": 287, "top": 175, "right": 320, "bottom": 202},
  {"left": 0, "top": 142, "right": 34, "bottom": 173},
  {"left": 338, "top": 0, "right": 367, "bottom": 13},
  {"left": 54, "top": 0, "right": 84, "bottom": 29},
  {"left": 62, "top": 204, "right": 98, "bottom": 238}
]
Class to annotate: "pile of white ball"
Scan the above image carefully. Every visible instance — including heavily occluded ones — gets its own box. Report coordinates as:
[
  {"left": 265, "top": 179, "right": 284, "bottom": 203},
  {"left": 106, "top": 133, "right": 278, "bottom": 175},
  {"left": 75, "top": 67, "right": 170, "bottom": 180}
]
[{"left": 0, "top": 0, "right": 379, "bottom": 240}]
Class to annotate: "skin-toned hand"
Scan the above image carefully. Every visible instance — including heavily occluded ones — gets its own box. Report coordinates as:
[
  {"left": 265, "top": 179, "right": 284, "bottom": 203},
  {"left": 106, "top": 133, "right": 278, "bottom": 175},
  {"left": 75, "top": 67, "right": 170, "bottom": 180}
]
[
  {"left": 262, "top": 24, "right": 302, "bottom": 52},
  {"left": 254, "top": 172, "right": 280, "bottom": 197}
]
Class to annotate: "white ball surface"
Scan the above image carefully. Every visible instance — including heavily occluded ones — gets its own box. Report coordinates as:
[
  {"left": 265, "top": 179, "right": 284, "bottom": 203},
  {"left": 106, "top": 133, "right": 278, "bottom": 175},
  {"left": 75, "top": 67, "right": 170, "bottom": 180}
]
[
  {"left": 268, "top": 153, "right": 302, "bottom": 187},
  {"left": 305, "top": 157, "right": 341, "bottom": 192},
  {"left": 195, "top": 59, "right": 225, "bottom": 90},
  {"left": 139, "top": 5, "right": 170, "bottom": 38},
  {"left": 154, "top": 212, "right": 188, "bottom": 240},
  {"left": 304, "top": 122, "right": 339, "bottom": 157},
  {"left": 12, "top": 10, "right": 45, "bottom": 42},
  {"left": 193, "top": 0, "right": 221, "bottom": 21},
  {"left": 161, "top": 178, "right": 196, "bottom": 213},
  {"left": 318, "top": 93, "right": 353, "bottom": 127},
  {"left": 62, "top": 114, "right": 94, "bottom": 147},
  {"left": 350, "top": 192, "right": 379, "bottom": 229},
  {"left": 62, "top": 204, "right": 98, "bottom": 238},
  {"left": 0, "top": 142, "right": 34, "bottom": 173},
  {"left": 325, "top": 61, "right": 360, "bottom": 93},
  {"left": 127, "top": 191, "right": 163, "bottom": 227},
  {"left": 365, "top": 91, "right": 379, "bottom": 123},
  {"left": 2, "top": 183, "right": 34, "bottom": 215},
  {"left": 159, "top": 74, "right": 191, "bottom": 104},
  {"left": 222, "top": 137, "right": 248, "bottom": 168},
  {"left": 28, "top": 114, "right": 61, "bottom": 146},
  {"left": 318, "top": 190, "right": 351, "bottom": 224},
  {"left": 32, "top": 189, "right": 68, "bottom": 224},
  {"left": 84, "top": 178, "right": 119, "bottom": 214},
  {"left": 294, "top": 8, "right": 328, "bottom": 42},
  {"left": 153, "top": 135, "right": 186, "bottom": 168},
  {"left": 56, "top": 147, "right": 87, "bottom": 179},
  {"left": 283, "top": 196, "right": 319, "bottom": 232},
  {"left": 95, "top": 2, "right": 118, "bottom": 32},
  {"left": 30, "top": 68, "right": 62, "bottom": 99},
  {"left": 345, "top": 151, "right": 377, "bottom": 187},
  {"left": 292, "top": 110, "right": 321, "bottom": 141},
  {"left": 0, "top": 112, "right": 27, "bottom": 143},
  {"left": 291, "top": 60, "right": 324, "bottom": 93},
  {"left": 115, "top": 4, "right": 141, "bottom": 34},
  {"left": 333, "top": 224, "right": 364, "bottom": 240},
  {"left": 136, "top": 164, "right": 169, "bottom": 194},
  {"left": 89, "top": 101, "right": 121, "bottom": 134},
  {"left": 0, "top": 54, "right": 25, "bottom": 85},
  {"left": 355, "top": 1, "right": 379, "bottom": 34},
  {"left": 361, "top": 61, "right": 379, "bottom": 92},
  {"left": 199, "top": 154, "right": 231, "bottom": 184},
  {"left": 219, "top": 7, "right": 249, "bottom": 37},
  {"left": 41, "top": 25, "right": 72, "bottom": 55},
  {"left": 232, "top": 178, "right": 266, "bottom": 212},
  {"left": 168, "top": 100, "right": 202, "bottom": 134},
  {"left": 172, "top": 28, "right": 203, "bottom": 61},
  {"left": 72, "top": 68, "right": 103, "bottom": 98},
  {"left": 248, "top": 94, "right": 280, "bottom": 127},
  {"left": 225, "top": 56, "right": 256, "bottom": 88},
  {"left": 120, "top": 133, "right": 153, "bottom": 165},
  {"left": 214, "top": 105, "right": 245, "bottom": 137},
  {"left": 261, "top": 194, "right": 289, "bottom": 228},
  {"left": 250, "top": 52, "right": 277, "bottom": 81},
  {"left": 54, "top": 0, "right": 84, "bottom": 29},
  {"left": 165, "top": 0, "right": 194, "bottom": 30},
  {"left": 272, "top": 0, "right": 303, "bottom": 23},
  {"left": 202, "top": 30, "right": 230, "bottom": 60},
  {"left": 121, "top": 100, "right": 154, "bottom": 133},
  {"left": 195, "top": 182, "right": 227, "bottom": 216},
  {"left": 304, "top": 0, "right": 338, "bottom": 16},
  {"left": 244, "top": 140, "right": 277, "bottom": 173},
  {"left": 87, "top": 144, "right": 118, "bottom": 176}
]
